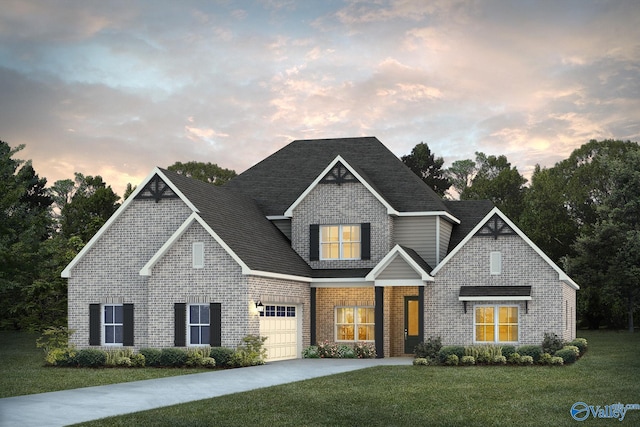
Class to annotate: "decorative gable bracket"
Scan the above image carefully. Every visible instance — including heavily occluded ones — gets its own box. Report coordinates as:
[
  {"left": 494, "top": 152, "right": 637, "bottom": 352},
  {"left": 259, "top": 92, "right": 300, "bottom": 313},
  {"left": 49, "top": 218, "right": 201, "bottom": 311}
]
[
  {"left": 135, "top": 174, "right": 179, "bottom": 203},
  {"left": 319, "top": 162, "right": 358, "bottom": 185},
  {"left": 475, "top": 213, "right": 517, "bottom": 240}
]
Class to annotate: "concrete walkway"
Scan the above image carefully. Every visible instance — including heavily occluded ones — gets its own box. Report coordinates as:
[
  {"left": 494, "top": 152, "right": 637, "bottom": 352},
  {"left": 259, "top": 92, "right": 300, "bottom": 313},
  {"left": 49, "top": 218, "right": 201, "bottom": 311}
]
[{"left": 0, "top": 358, "right": 411, "bottom": 427}]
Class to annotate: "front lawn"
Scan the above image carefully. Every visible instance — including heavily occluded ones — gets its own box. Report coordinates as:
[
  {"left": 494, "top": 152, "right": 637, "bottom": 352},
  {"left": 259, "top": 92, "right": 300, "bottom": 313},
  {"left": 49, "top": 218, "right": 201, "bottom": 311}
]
[{"left": 72, "top": 330, "right": 640, "bottom": 427}]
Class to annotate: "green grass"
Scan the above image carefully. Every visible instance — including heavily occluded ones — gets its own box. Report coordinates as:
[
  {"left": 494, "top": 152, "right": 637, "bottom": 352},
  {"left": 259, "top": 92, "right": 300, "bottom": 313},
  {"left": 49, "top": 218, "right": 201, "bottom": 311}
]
[
  {"left": 71, "top": 330, "right": 640, "bottom": 427},
  {"left": 0, "top": 331, "right": 210, "bottom": 398}
]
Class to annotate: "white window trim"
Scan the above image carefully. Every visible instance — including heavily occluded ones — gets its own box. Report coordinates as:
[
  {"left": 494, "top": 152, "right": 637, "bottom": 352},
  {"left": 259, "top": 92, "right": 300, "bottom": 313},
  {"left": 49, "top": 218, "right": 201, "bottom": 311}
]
[
  {"left": 192, "top": 242, "right": 204, "bottom": 269},
  {"left": 187, "top": 303, "right": 210, "bottom": 346},
  {"left": 320, "top": 224, "right": 361, "bottom": 260},
  {"left": 473, "top": 304, "right": 519, "bottom": 344},
  {"left": 334, "top": 306, "right": 375, "bottom": 342},
  {"left": 490, "top": 251, "right": 502, "bottom": 275},
  {"left": 103, "top": 304, "right": 124, "bottom": 347}
]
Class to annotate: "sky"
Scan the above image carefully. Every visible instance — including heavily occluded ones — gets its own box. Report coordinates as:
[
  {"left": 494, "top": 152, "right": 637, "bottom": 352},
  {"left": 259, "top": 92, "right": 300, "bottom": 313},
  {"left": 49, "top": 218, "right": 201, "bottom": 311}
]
[{"left": 1, "top": 0, "right": 639, "bottom": 197}]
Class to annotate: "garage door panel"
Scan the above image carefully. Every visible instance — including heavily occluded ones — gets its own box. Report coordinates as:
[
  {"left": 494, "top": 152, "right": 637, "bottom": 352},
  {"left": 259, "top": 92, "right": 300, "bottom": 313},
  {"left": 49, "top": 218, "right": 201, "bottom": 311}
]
[{"left": 259, "top": 304, "right": 299, "bottom": 361}]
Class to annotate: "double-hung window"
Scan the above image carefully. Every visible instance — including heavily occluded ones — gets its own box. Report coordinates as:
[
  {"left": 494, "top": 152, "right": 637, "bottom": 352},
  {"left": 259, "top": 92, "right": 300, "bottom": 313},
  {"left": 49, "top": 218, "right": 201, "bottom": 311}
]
[
  {"left": 188, "top": 304, "right": 210, "bottom": 346},
  {"left": 104, "top": 304, "right": 123, "bottom": 345},
  {"left": 321, "top": 225, "right": 361, "bottom": 260},
  {"left": 474, "top": 305, "right": 518, "bottom": 343},
  {"left": 336, "top": 306, "right": 374, "bottom": 342}
]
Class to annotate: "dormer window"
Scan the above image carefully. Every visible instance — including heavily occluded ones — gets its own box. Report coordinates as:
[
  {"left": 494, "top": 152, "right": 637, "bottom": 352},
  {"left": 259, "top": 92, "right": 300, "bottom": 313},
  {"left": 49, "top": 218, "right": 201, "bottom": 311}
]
[{"left": 321, "top": 225, "right": 361, "bottom": 260}]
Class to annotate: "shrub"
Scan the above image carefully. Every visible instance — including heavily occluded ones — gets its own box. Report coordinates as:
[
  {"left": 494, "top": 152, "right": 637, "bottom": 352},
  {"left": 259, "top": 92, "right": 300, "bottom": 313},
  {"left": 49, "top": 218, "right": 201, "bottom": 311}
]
[
  {"left": 139, "top": 348, "right": 162, "bottom": 367},
  {"left": 461, "top": 355, "right": 475, "bottom": 366},
  {"left": 159, "top": 348, "right": 188, "bottom": 367},
  {"left": 414, "top": 336, "right": 442, "bottom": 359},
  {"left": 542, "top": 332, "right": 565, "bottom": 354},
  {"left": 550, "top": 356, "right": 564, "bottom": 365},
  {"left": 520, "top": 355, "right": 534, "bottom": 365},
  {"left": 465, "top": 345, "right": 502, "bottom": 364},
  {"left": 231, "top": 335, "right": 267, "bottom": 367},
  {"left": 317, "top": 341, "right": 339, "bottom": 358},
  {"left": 76, "top": 349, "right": 107, "bottom": 367},
  {"left": 210, "top": 347, "right": 235, "bottom": 367},
  {"left": 413, "top": 358, "right": 429, "bottom": 366},
  {"left": 44, "top": 347, "right": 77, "bottom": 366},
  {"left": 493, "top": 355, "right": 507, "bottom": 365},
  {"left": 555, "top": 346, "right": 578, "bottom": 364},
  {"left": 438, "top": 346, "right": 465, "bottom": 364},
  {"left": 105, "top": 348, "right": 138, "bottom": 367},
  {"left": 337, "top": 345, "right": 356, "bottom": 359},
  {"left": 501, "top": 345, "right": 516, "bottom": 358},
  {"left": 445, "top": 354, "right": 459, "bottom": 366},
  {"left": 517, "top": 345, "right": 542, "bottom": 363},
  {"left": 302, "top": 345, "right": 320, "bottom": 358},
  {"left": 200, "top": 357, "right": 216, "bottom": 368},
  {"left": 354, "top": 342, "right": 376, "bottom": 359},
  {"left": 186, "top": 347, "right": 212, "bottom": 367},
  {"left": 507, "top": 352, "right": 521, "bottom": 365},
  {"left": 567, "top": 338, "right": 588, "bottom": 356},
  {"left": 130, "top": 353, "right": 145, "bottom": 367},
  {"left": 538, "top": 352, "right": 553, "bottom": 365},
  {"left": 36, "top": 327, "right": 76, "bottom": 366}
]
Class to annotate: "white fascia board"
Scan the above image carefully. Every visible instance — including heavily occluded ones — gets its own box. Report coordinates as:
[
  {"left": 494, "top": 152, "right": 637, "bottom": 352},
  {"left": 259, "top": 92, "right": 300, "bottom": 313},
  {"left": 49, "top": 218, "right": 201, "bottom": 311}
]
[
  {"left": 283, "top": 155, "right": 399, "bottom": 217},
  {"left": 311, "top": 281, "right": 373, "bottom": 288},
  {"left": 62, "top": 167, "right": 198, "bottom": 278},
  {"left": 431, "top": 207, "right": 580, "bottom": 290},
  {"left": 395, "top": 211, "right": 461, "bottom": 224},
  {"left": 366, "top": 244, "right": 433, "bottom": 282},
  {"left": 245, "top": 270, "right": 312, "bottom": 283},
  {"left": 458, "top": 296, "right": 532, "bottom": 301},
  {"left": 374, "top": 279, "right": 426, "bottom": 287},
  {"left": 140, "top": 212, "right": 250, "bottom": 276}
]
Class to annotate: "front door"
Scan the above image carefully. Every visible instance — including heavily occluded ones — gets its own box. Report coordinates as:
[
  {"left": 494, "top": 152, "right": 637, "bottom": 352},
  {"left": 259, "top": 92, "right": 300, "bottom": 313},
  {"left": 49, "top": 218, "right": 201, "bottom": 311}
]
[{"left": 404, "top": 296, "right": 420, "bottom": 354}]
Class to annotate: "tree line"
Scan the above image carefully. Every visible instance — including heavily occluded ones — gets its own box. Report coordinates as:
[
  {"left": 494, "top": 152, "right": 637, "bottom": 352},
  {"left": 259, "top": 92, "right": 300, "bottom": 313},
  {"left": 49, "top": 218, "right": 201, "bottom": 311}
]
[{"left": 1, "top": 139, "right": 638, "bottom": 332}]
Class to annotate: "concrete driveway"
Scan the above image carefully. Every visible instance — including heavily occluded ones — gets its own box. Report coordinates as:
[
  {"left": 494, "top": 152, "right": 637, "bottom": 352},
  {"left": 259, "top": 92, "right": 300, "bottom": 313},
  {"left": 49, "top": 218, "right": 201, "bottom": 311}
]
[{"left": 0, "top": 357, "right": 411, "bottom": 427}]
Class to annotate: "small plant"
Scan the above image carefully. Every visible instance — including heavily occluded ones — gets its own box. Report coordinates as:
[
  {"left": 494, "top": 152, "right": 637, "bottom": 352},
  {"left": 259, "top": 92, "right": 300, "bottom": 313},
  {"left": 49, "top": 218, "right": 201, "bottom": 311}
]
[
  {"left": 501, "top": 345, "right": 516, "bottom": 358},
  {"left": 36, "top": 327, "right": 77, "bottom": 366},
  {"left": 567, "top": 338, "right": 588, "bottom": 356},
  {"left": 317, "top": 341, "right": 339, "bottom": 358},
  {"left": 76, "top": 349, "right": 107, "bottom": 367},
  {"left": 413, "top": 357, "right": 429, "bottom": 366},
  {"left": 461, "top": 355, "right": 475, "bottom": 366},
  {"left": 337, "top": 345, "right": 356, "bottom": 358},
  {"left": 538, "top": 352, "right": 553, "bottom": 365},
  {"left": 302, "top": 345, "right": 320, "bottom": 358},
  {"left": 186, "top": 347, "right": 213, "bottom": 367},
  {"left": 159, "top": 348, "right": 188, "bottom": 367},
  {"left": 438, "top": 346, "right": 465, "bottom": 364},
  {"left": 555, "top": 346, "right": 579, "bottom": 364},
  {"left": 414, "top": 336, "right": 442, "bottom": 359},
  {"left": 210, "top": 347, "right": 235, "bottom": 367},
  {"left": 493, "top": 355, "right": 507, "bottom": 365},
  {"left": 519, "top": 355, "right": 534, "bottom": 365},
  {"left": 445, "top": 354, "right": 459, "bottom": 366},
  {"left": 139, "top": 348, "right": 162, "bottom": 367},
  {"left": 542, "top": 332, "right": 565, "bottom": 354},
  {"left": 517, "top": 345, "right": 542, "bottom": 363},
  {"left": 230, "top": 335, "right": 267, "bottom": 367},
  {"left": 550, "top": 356, "right": 564, "bottom": 365},
  {"left": 354, "top": 342, "right": 376, "bottom": 359},
  {"left": 507, "top": 352, "right": 521, "bottom": 365}
]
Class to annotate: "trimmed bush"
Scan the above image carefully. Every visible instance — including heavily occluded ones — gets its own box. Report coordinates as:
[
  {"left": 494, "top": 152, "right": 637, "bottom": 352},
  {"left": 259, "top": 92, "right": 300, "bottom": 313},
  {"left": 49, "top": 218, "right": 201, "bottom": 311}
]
[
  {"left": 44, "top": 348, "right": 77, "bottom": 366},
  {"left": 76, "top": 349, "right": 107, "bottom": 367},
  {"left": 337, "top": 345, "right": 356, "bottom": 359},
  {"left": 317, "top": 341, "right": 339, "bottom": 358},
  {"left": 354, "top": 342, "right": 376, "bottom": 359},
  {"left": 461, "top": 355, "right": 475, "bottom": 366},
  {"left": 517, "top": 345, "right": 542, "bottom": 363},
  {"left": 413, "top": 358, "right": 429, "bottom": 366},
  {"left": 501, "top": 345, "right": 516, "bottom": 359},
  {"left": 538, "top": 352, "right": 553, "bottom": 365},
  {"left": 542, "top": 332, "right": 565, "bottom": 354},
  {"left": 550, "top": 356, "right": 564, "bottom": 365},
  {"left": 139, "top": 348, "right": 162, "bottom": 367},
  {"left": 438, "top": 346, "right": 465, "bottom": 364},
  {"left": 555, "top": 346, "right": 578, "bottom": 364},
  {"left": 210, "top": 347, "right": 235, "bottom": 367},
  {"left": 567, "top": 338, "right": 588, "bottom": 356},
  {"left": 302, "top": 345, "right": 320, "bottom": 358},
  {"left": 131, "top": 353, "right": 145, "bottom": 367},
  {"left": 445, "top": 354, "right": 459, "bottom": 366},
  {"left": 159, "top": 348, "right": 187, "bottom": 367},
  {"left": 507, "top": 352, "right": 521, "bottom": 365},
  {"left": 231, "top": 335, "right": 267, "bottom": 367},
  {"left": 414, "top": 336, "right": 442, "bottom": 359},
  {"left": 493, "top": 355, "right": 507, "bottom": 365},
  {"left": 464, "top": 345, "right": 502, "bottom": 364},
  {"left": 520, "top": 355, "right": 534, "bottom": 365}
]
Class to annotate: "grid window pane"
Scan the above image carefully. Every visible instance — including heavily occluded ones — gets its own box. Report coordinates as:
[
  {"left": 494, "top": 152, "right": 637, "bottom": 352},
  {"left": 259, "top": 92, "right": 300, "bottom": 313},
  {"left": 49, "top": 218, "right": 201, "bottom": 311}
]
[
  {"left": 104, "top": 305, "right": 123, "bottom": 345},
  {"left": 287, "top": 307, "right": 296, "bottom": 317},
  {"left": 336, "top": 306, "right": 374, "bottom": 342},
  {"left": 189, "top": 304, "right": 211, "bottom": 346},
  {"left": 320, "top": 225, "right": 361, "bottom": 260},
  {"left": 475, "top": 306, "right": 518, "bottom": 343}
]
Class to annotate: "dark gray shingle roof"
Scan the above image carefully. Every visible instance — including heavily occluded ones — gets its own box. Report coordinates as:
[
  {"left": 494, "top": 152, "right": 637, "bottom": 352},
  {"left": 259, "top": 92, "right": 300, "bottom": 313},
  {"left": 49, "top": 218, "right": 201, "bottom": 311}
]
[
  {"left": 225, "top": 137, "right": 451, "bottom": 216},
  {"left": 459, "top": 286, "right": 532, "bottom": 298},
  {"left": 160, "top": 168, "right": 312, "bottom": 278},
  {"left": 443, "top": 200, "right": 495, "bottom": 253}
]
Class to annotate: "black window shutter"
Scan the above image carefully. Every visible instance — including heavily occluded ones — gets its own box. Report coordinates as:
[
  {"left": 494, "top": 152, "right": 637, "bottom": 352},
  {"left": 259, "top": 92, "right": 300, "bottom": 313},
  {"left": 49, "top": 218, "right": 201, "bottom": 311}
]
[
  {"left": 309, "top": 224, "right": 320, "bottom": 261},
  {"left": 210, "top": 303, "right": 222, "bottom": 347},
  {"left": 123, "top": 304, "right": 134, "bottom": 346},
  {"left": 89, "top": 304, "right": 101, "bottom": 346},
  {"left": 174, "top": 303, "right": 186, "bottom": 347},
  {"left": 361, "top": 223, "right": 371, "bottom": 260}
]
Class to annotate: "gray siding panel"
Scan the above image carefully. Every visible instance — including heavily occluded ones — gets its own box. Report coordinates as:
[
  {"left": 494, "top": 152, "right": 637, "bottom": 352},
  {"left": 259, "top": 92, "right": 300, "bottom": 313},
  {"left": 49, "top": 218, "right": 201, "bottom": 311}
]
[
  {"left": 439, "top": 219, "right": 453, "bottom": 263},
  {"left": 394, "top": 216, "right": 437, "bottom": 267},
  {"left": 377, "top": 256, "right": 421, "bottom": 280}
]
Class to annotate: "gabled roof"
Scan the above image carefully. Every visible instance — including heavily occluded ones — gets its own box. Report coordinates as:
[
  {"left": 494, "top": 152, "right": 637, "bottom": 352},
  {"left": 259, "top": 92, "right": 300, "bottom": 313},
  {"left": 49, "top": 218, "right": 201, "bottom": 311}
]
[
  {"left": 431, "top": 207, "right": 579, "bottom": 290},
  {"left": 366, "top": 244, "right": 434, "bottom": 284},
  {"left": 225, "top": 137, "right": 453, "bottom": 217},
  {"left": 443, "top": 200, "right": 495, "bottom": 252}
]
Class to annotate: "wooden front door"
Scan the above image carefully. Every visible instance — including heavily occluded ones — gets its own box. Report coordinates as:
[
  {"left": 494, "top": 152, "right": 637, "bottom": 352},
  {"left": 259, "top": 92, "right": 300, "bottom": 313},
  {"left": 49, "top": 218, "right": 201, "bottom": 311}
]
[{"left": 404, "top": 296, "right": 420, "bottom": 354}]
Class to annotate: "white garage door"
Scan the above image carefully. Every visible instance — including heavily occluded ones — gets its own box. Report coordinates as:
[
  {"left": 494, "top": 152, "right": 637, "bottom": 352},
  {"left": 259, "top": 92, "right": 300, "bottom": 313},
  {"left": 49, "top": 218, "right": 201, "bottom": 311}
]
[{"left": 259, "top": 304, "right": 299, "bottom": 361}]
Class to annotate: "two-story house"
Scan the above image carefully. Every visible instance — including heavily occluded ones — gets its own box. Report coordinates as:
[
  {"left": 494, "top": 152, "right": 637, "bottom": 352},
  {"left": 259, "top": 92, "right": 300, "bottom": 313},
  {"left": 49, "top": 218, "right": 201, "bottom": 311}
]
[{"left": 63, "top": 137, "right": 578, "bottom": 360}]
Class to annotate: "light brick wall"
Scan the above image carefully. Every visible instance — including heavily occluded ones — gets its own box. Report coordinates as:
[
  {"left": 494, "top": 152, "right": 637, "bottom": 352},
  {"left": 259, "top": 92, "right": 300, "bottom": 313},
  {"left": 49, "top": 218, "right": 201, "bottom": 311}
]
[
  {"left": 429, "top": 235, "right": 570, "bottom": 346},
  {"left": 314, "top": 287, "right": 375, "bottom": 343},
  {"left": 562, "top": 282, "right": 577, "bottom": 341},
  {"left": 67, "top": 198, "right": 192, "bottom": 349},
  {"left": 291, "top": 182, "right": 392, "bottom": 268}
]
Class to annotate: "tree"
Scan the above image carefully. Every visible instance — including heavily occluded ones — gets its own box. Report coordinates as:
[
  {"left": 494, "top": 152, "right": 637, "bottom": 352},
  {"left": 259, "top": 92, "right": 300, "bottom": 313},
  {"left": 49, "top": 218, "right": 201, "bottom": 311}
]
[
  {"left": 460, "top": 152, "right": 527, "bottom": 222},
  {"left": 446, "top": 159, "right": 476, "bottom": 198},
  {"left": 167, "top": 161, "right": 236, "bottom": 186},
  {"left": 401, "top": 143, "right": 451, "bottom": 197},
  {"left": 566, "top": 150, "right": 640, "bottom": 332}
]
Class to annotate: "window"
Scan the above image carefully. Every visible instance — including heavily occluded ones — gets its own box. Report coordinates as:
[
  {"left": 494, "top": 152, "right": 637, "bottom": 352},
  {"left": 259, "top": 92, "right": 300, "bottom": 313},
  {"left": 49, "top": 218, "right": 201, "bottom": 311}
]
[
  {"left": 188, "top": 304, "right": 210, "bottom": 345},
  {"left": 321, "top": 225, "right": 360, "bottom": 260},
  {"left": 260, "top": 305, "right": 296, "bottom": 317},
  {"left": 490, "top": 251, "right": 502, "bottom": 275},
  {"left": 104, "top": 304, "right": 123, "bottom": 345},
  {"left": 474, "top": 305, "right": 518, "bottom": 343},
  {"left": 336, "top": 306, "right": 374, "bottom": 342},
  {"left": 193, "top": 242, "right": 204, "bottom": 268}
]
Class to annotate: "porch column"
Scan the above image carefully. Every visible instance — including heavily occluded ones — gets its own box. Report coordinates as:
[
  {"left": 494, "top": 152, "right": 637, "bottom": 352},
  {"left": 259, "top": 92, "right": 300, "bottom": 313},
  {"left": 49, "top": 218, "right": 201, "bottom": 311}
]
[
  {"left": 375, "top": 286, "right": 384, "bottom": 358},
  {"left": 310, "top": 288, "right": 316, "bottom": 345},
  {"left": 418, "top": 286, "right": 424, "bottom": 344}
]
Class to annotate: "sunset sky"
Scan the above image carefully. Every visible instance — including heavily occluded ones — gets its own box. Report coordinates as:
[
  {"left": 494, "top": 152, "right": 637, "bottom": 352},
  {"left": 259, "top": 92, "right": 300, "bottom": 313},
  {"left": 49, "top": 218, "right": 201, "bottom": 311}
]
[{"left": 1, "top": 0, "right": 639, "bottom": 197}]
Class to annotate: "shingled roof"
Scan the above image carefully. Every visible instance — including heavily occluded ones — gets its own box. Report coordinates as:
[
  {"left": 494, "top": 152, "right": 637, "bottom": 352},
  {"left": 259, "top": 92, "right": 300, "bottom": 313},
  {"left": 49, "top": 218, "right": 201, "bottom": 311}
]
[
  {"left": 225, "top": 137, "right": 452, "bottom": 216},
  {"left": 159, "top": 168, "right": 312, "bottom": 278},
  {"left": 443, "top": 199, "right": 495, "bottom": 253}
]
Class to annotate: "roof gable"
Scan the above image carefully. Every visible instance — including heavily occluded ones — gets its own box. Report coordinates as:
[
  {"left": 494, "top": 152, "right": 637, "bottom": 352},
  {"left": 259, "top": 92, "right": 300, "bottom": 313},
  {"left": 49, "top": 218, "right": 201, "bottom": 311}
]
[
  {"left": 431, "top": 207, "right": 579, "bottom": 289},
  {"left": 366, "top": 245, "right": 434, "bottom": 284}
]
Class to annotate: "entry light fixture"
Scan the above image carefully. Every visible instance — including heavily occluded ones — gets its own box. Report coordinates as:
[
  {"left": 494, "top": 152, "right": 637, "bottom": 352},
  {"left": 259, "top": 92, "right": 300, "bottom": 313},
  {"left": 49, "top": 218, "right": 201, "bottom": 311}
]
[{"left": 256, "top": 301, "right": 264, "bottom": 313}]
